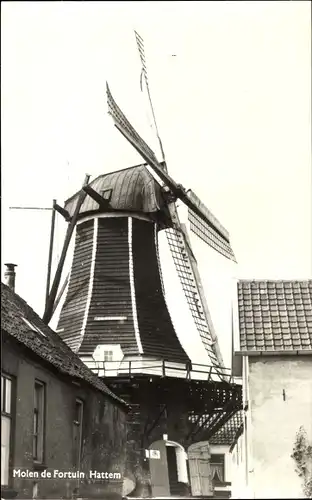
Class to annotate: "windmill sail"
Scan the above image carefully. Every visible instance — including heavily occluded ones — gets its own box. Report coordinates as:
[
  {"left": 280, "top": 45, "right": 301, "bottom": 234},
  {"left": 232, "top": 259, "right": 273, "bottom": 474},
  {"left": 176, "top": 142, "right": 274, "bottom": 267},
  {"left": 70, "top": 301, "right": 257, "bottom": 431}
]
[
  {"left": 106, "top": 33, "right": 236, "bottom": 374},
  {"left": 134, "top": 31, "right": 148, "bottom": 87},
  {"left": 106, "top": 83, "right": 173, "bottom": 185},
  {"left": 187, "top": 189, "right": 236, "bottom": 261},
  {"left": 164, "top": 195, "right": 225, "bottom": 371},
  {"left": 106, "top": 86, "right": 228, "bottom": 371},
  {"left": 165, "top": 226, "right": 222, "bottom": 369},
  {"left": 106, "top": 84, "right": 236, "bottom": 262},
  {"left": 131, "top": 31, "right": 235, "bottom": 262},
  {"left": 188, "top": 208, "right": 235, "bottom": 261},
  {"left": 134, "top": 30, "right": 166, "bottom": 163}
]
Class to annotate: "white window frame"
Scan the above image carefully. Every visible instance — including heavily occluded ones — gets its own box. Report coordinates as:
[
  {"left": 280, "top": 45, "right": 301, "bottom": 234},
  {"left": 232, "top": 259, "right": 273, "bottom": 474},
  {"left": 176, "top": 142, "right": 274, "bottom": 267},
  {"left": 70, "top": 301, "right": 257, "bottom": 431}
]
[
  {"left": 103, "top": 350, "right": 113, "bottom": 362},
  {"left": 210, "top": 453, "right": 225, "bottom": 484},
  {"left": 32, "top": 482, "right": 39, "bottom": 499},
  {"left": 1, "top": 374, "right": 13, "bottom": 486},
  {"left": 33, "top": 381, "right": 45, "bottom": 463},
  {"left": 92, "top": 344, "right": 124, "bottom": 376}
]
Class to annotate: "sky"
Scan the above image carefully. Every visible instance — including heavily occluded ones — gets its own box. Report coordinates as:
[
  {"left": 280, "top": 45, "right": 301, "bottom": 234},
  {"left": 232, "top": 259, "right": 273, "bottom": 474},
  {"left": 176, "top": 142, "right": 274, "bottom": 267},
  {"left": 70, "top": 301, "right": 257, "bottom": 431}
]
[{"left": 1, "top": 1, "right": 311, "bottom": 367}]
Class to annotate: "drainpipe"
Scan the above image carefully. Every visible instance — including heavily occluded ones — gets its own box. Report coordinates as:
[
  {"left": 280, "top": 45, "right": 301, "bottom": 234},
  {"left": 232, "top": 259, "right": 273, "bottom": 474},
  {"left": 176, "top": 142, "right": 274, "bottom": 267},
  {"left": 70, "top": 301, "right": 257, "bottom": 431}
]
[
  {"left": 243, "top": 355, "right": 254, "bottom": 498},
  {"left": 242, "top": 355, "right": 249, "bottom": 489},
  {"left": 4, "top": 263, "right": 17, "bottom": 292}
]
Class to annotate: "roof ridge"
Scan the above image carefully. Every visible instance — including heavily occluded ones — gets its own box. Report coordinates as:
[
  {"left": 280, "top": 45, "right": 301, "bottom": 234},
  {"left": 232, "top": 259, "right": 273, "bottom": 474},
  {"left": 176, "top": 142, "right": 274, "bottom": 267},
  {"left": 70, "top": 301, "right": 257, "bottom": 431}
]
[{"left": 238, "top": 279, "right": 312, "bottom": 283}]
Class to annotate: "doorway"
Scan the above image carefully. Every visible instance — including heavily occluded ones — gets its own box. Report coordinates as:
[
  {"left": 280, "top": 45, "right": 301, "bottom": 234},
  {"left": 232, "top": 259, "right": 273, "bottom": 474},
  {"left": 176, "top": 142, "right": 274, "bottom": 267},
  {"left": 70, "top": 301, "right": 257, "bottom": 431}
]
[{"left": 149, "top": 439, "right": 189, "bottom": 497}]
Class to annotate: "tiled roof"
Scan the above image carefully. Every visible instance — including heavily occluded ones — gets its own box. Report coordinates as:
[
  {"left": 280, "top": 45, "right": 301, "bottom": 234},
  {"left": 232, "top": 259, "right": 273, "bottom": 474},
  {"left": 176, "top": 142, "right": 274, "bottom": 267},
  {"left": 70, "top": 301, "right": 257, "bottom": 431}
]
[
  {"left": 237, "top": 280, "right": 312, "bottom": 352},
  {"left": 1, "top": 283, "right": 128, "bottom": 409},
  {"left": 210, "top": 411, "right": 243, "bottom": 446}
]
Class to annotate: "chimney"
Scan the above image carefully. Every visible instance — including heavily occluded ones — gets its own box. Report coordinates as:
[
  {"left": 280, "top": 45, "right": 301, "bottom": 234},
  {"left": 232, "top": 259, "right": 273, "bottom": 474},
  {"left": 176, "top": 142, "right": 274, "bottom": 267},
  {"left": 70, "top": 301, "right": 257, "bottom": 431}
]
[{"left": 4, "top": 263, "right": 17, "bottom": 292}]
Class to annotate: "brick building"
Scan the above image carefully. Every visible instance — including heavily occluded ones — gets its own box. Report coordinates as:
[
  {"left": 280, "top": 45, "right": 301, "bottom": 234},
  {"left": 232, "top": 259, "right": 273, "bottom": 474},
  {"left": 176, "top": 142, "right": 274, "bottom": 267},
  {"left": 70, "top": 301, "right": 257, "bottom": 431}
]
[{"left": 1, "top": 280, "right": 129, "bottom": 500}]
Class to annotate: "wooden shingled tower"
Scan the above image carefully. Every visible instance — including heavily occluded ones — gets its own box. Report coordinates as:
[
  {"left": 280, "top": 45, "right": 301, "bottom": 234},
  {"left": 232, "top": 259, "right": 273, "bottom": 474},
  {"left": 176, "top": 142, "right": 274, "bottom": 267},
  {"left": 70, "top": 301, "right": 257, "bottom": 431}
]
[
  {"left": 43, "top": 31, "right": 242, "bottom": 498},
  {"left": 55, "top": 164, "right": 190, "bottom": 364}
]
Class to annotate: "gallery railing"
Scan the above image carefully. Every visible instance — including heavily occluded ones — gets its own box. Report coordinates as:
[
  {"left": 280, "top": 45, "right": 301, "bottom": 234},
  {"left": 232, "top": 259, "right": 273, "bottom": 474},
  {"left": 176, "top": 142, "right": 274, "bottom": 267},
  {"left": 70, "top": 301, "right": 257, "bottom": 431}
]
[{"left": 82, "top": 359, "right": 236, "bottom": 384}]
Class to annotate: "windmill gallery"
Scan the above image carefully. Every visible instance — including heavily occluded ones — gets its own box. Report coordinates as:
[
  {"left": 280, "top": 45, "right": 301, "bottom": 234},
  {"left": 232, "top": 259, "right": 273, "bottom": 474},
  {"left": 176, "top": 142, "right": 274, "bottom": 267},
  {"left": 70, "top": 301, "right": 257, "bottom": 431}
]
[{"left": 1, "top": 31, "right": 244, "bottom": 500}]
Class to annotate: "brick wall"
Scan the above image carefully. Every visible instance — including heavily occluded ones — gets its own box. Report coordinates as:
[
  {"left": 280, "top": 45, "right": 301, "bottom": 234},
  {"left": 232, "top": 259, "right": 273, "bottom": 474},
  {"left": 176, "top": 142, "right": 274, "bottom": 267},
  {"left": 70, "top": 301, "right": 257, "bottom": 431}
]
[{"left": 2, "top": 336, "right": 127, "bottom": 499}]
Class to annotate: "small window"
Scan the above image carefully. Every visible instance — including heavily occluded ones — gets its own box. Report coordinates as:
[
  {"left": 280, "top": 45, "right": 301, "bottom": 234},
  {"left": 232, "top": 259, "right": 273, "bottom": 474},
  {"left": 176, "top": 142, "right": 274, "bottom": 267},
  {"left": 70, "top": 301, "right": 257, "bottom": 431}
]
[
  {"left": 33, "top": 381, "right": 45, "bottom": 462},
  {"left": 1, "top": 374, "right": 13, "bottom": 486},
  {"left": 73, "top": 399, "right": 83, "bottom": 469},
  {"left": 74, "top": 399, "right": 83, "bottom": 425},
  {"left": 32, "top": 482, "right": 38, "bottom": 499},
  {"left": 210, "top": 454, "right": 225, "bottom": 484},
  {"left": 103, "top": 350, "right": 113, "bottom": 362},
  {"left": 1, "top": 375, "right": 12, "bottom": 414}
]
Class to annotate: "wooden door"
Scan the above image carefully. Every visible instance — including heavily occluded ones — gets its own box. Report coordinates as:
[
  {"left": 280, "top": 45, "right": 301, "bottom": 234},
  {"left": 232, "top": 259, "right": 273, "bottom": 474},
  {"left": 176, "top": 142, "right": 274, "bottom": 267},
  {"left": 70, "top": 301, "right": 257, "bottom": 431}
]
[
  {"left": 189, "top": 457, "right": 212, "bottom": 496},
  {"left": 198, "top": 458, "right": 212, "bottom": 495}
]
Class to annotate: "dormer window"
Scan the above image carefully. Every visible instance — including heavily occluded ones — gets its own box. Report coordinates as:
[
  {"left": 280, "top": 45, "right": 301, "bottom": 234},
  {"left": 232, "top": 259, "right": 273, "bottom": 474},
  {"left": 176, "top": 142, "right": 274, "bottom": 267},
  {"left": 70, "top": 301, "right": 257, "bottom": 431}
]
[
  {"left": 91, "top": 344, "right": 124, "bottom": 376},
  {"left": 103, "top": 350, "right": 113, "bottom": 362}
]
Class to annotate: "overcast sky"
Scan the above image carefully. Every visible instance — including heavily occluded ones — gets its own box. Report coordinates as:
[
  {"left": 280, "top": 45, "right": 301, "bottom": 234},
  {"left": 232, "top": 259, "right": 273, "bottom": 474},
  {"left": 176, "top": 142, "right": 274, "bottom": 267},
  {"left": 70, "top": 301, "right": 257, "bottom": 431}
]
[{"left": 1, "top": 1, "right": 311, "bottom": 366}]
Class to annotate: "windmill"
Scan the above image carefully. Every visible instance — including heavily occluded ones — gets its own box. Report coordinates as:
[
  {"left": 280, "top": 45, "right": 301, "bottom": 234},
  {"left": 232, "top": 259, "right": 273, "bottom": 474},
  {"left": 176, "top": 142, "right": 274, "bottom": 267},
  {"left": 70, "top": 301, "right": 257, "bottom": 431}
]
[
  {"left": 44, "top": 34, "right": 236, "bottom": 375},
  {"left": 42, "top": 31, "right": 241, "bottom": 497},
  {"left": 104, "top": 31, "right": 236, "bottom": 373}
]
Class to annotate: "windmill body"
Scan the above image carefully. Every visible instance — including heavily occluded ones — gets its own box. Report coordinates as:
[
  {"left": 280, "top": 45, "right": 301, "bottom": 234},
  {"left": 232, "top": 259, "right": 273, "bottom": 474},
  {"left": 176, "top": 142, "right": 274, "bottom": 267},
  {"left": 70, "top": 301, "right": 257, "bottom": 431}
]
[{"left": 57, "top": 164, "right": 193, "bottom": 372}]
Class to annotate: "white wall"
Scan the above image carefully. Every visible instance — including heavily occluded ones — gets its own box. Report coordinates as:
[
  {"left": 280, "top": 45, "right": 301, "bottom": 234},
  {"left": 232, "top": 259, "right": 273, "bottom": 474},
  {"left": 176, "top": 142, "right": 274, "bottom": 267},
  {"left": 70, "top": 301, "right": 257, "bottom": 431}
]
[
  {"left": 248, "top": 356, "right": 312, "bottom": 499},
  {"left": 230, "top": 432, "right": 251, "bottom": 499}
]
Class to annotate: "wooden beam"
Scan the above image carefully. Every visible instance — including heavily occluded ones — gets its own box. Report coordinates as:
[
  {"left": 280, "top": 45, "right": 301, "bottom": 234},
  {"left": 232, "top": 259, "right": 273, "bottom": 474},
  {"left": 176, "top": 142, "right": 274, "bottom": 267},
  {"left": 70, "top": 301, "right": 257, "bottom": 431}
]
[
  {"left": 186, "top": 411, "right": 207, "bottom": 441},
  {"left": 53, "top": 202, "right": 71, "bottom": 221},
  {"left": 43, "top": 174, "right": 90, "bottom": 324},
  {"left": 190, "top": 410, "right": 223, "bottom": 442},
  {"left": 45, "top": 200, "right": 56, "bottom": 310},
  {"left": 9, "top": 206, "right": 53, "bottom": 210},
  {"left": 83, "top": 185, "right": 111, "bottom": 209},
  {"left": 52, "top": 273, "right": 69, "bottom": 316},
  {"left": 145, "top": 404, "right": 167, "bottom": 440},
  {"left": 199, "top": 407, "right": 238, "bottom": 444}
]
